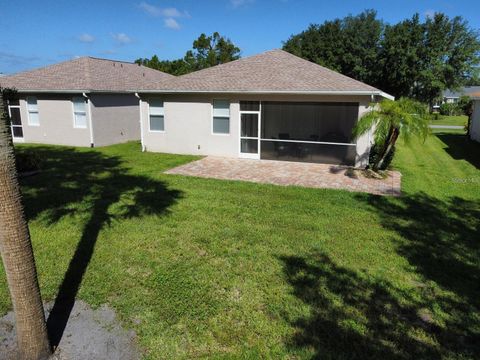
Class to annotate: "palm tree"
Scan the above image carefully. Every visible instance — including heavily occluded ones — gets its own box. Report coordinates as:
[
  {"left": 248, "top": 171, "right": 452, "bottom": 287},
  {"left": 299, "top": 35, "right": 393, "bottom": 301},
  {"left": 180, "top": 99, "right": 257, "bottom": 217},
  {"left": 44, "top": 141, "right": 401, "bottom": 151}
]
[
  {"left": 353, "top": 98, "right": 430, "bottom": 171},
  {"left": 0, "top": 90, "right": 51, "bottom": 359}
]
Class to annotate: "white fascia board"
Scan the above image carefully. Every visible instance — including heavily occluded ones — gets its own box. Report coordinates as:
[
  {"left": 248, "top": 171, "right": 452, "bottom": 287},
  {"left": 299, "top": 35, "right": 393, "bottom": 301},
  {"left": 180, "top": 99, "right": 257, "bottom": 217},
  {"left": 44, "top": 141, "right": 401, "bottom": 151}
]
[
  {"left": 133, "top": 89, "right": 395, "bottom": 98},
  {"left": 14, "top": 89, "right": 134, "bottom": 94},
  {"left": 378, "top": 91, "right": 395, "bottom": 101},
  {"left": 15, "top": 89, "right": 91, "bottom": 93}
]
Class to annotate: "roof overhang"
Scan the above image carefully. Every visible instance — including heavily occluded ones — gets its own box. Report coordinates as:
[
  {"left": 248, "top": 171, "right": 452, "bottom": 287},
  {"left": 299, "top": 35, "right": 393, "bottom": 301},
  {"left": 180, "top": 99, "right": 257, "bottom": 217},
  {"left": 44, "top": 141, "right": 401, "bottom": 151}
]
[
  {"left": 9, "top": 89, "right": 134, "bottom": 94},
  {"left": 8, "top": 89, "right": 395, "bottom": 100},
  {"left": 133, "top": 89, "right": 395, "bottom": 100}
]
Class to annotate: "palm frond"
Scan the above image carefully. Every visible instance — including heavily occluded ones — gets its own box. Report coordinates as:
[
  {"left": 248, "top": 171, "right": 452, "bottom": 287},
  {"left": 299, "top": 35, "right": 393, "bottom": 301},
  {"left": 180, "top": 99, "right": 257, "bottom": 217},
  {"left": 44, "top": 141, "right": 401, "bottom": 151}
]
[{"left": 353, "top": 97, "right": 430, "bottom": 145}]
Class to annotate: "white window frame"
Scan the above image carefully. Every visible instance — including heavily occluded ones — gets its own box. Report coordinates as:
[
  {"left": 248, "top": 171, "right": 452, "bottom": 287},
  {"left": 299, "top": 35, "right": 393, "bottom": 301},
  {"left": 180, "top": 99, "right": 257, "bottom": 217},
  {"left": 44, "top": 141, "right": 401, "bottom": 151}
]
[
  {"left": 8, "top": 102, "right": 24, "bottom": 141},
  {"left": 148, "top": 99, "right": 165, "bottom": 133},
  {"left": 26, "top": 96, "right": 40, "bottom": 126},
  {"left": 211, "top": 99, "right": 230, "bottom": 135},
  {"left": 72, "top": 97, "right": 88, "bottom": 129},
  {"left": 239, "top": 101, "right": 261, "bottom": 159}
]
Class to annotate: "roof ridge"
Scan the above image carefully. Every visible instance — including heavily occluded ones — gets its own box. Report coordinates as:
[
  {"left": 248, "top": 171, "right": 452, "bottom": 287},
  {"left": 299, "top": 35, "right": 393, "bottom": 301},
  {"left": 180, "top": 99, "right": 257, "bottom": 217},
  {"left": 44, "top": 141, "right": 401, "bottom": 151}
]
[
  {"left": 175, "top": 48, "right": 378, "bottom": 91},
  {"left": 86, "top": 56, "right": 136, "bottom": 65},
  {"left": 176, "top": 50, "right": 282, "bottom": 79}
]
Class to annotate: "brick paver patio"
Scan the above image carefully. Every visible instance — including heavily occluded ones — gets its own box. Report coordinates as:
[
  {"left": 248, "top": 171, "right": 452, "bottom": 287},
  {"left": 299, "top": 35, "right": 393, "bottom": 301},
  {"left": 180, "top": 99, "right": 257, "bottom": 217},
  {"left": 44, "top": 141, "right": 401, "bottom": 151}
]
[{"left": 165, "top": 157, "right": 402, "bottom": 196}]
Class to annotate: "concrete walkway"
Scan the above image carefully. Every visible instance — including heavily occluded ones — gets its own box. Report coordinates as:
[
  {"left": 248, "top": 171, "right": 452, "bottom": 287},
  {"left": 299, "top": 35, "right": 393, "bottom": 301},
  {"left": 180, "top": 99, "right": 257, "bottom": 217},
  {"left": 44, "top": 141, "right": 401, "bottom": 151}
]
[
  {"left": 166, "top": 157, "right": 402, "bottom": 196},
  {"left": 429, "top": 125, "right": 464, "bottom": 129}
]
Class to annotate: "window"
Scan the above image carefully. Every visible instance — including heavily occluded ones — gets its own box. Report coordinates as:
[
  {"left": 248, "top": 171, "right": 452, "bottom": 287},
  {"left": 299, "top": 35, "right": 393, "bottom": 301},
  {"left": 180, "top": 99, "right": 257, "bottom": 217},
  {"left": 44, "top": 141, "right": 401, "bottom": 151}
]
[
  {"left": 72, "top": 97, "right": 87, "bottom": 128},
  {"left": 149, "top": 99, "right": 164, "bottom": 132},
  {"left": 26, "top": 97, "right": 39, "bottom": 126},
  {"left": 212, "top": 99, "right": 230, "bottom": 134}
]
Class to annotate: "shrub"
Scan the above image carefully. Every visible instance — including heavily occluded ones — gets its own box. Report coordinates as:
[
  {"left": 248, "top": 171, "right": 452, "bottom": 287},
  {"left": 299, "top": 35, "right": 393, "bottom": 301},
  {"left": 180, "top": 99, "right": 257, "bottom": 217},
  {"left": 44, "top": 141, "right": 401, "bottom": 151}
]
[
  {"left": 368, "top": 143, "right": 396, "bottom": 170},
  {"left": 439, "top": 103, "right": 460, "bottom": 116},
  {"left": 15, "top": 152, "right": 41, "bottom": 173}
]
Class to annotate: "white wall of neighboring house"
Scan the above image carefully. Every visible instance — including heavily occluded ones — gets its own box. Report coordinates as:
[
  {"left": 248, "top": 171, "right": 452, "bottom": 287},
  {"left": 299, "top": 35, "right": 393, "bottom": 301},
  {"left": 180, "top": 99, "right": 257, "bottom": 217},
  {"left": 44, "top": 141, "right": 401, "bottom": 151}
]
[
  {"left": 11, "top": 93, "right": 141, "bottom": 147},
  {"left": 470, "top": 100, "right": 480, "bottom": 142},
  {"left": 15, "top": 94, "right": 92, "bottom": 147},
  {"left": 140, "top": 93, "right": 374, "bottom": 168}
]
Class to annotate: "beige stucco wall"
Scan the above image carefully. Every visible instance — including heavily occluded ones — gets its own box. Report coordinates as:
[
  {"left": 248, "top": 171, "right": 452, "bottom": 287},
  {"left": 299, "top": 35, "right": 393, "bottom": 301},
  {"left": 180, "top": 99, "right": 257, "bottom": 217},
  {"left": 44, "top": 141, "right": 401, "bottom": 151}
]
[
  {"left": 140, "top": 93, "right": 374, "bottom": 167},
  {"left": 470, "top": 100, "right": 480, "bottom": 142},
  {"left": 90, "top": 94, "right": 140, "bottom": 147},
  {"left": 15, "top": 94, "right": 91, "bottom": 147}
]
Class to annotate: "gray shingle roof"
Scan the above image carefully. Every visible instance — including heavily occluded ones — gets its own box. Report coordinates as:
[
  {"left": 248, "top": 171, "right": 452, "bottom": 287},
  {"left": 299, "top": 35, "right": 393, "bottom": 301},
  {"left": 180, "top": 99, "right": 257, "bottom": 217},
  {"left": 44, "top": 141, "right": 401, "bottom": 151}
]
[
  {"left": 0, "top": 57, "right": 174, "bottom": 92},
  {"left": 0, "top": 50, "right": 390, "bottom": 96},
  {"left": 140, "top": 49, "right": 382, "bottom": 94},
  {"left": 444, "top": 86, "right": 480, "bottom": 98}
]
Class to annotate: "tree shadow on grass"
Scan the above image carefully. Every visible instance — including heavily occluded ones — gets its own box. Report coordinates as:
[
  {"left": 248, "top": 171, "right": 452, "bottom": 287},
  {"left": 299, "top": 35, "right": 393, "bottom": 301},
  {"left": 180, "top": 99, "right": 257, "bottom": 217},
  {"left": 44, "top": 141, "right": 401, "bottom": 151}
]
[
  {"left": 364, "top": 193, "right": 479, "bottom": 310},
  {"left": 280, "top": 192, "right": 480, "bottom": 359},
  {"left": 17, "top": 146, "right": 182, "bottom": 348},
  {"left": 436, "top": 133, "right": 480, "bottom": 169}
]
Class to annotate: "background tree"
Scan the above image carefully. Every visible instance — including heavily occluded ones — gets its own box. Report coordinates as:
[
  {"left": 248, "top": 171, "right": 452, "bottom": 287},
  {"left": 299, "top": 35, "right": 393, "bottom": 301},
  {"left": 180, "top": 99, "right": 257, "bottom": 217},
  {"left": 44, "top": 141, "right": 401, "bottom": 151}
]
[
  {"left": 135, "top": 32, "right": 240, "bottom": 75},
  {"left": 353, "top": 98, "right": 430, "bottom": 171},
  {"left": 283, "top": 10, "right": 383, "bottom": 83},
  {"left": 415, "top": 14, "right": 480, "bottom": 104},
  {"left": 377, "top": 14, "right": 424, "bottom": 99},
  {"left": 0, "top": 89, "right": 51, "bottom": 359},
  {"left": 283, "top": 11, "right": 480, "bottom": 106}
]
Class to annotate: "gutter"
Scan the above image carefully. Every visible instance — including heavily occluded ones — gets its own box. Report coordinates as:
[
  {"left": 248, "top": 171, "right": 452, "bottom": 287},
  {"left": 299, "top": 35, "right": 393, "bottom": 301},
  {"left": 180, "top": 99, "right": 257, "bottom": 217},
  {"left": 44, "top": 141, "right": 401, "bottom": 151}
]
[
  {"left": 134, "top": 93, "right": 145, "bottom": 152},
  {"left": 82, "top": 92, "right": 95, "bottom": 147},
  {"left": 133, "top": 89, "right": 395, "bottom": 100},
  {"left": 13, "top": 89, "right": 133, "bottom": 94},
  {"left": 12, "top": 89, "right": 395, "bottom": 100}
]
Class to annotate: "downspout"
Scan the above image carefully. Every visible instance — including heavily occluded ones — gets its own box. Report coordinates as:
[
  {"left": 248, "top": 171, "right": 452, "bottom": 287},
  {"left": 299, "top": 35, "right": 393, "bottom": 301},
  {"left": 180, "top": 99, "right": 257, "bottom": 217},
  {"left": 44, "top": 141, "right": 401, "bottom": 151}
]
[
  {"left": 135, "top": 92, "right": 145, "bottom": 152},
  {"left": 82, "top": 92, "right": 94, "bottom": 147}
]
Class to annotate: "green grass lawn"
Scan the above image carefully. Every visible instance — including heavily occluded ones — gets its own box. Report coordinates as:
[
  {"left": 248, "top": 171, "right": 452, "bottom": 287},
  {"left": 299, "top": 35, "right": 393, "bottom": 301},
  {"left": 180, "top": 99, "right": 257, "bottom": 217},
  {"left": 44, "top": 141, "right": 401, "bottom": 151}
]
[
  {"left": 430, "top": 115, "right": 468, "bottom": 127},
  {"left": 0, "top": 133, "right": 479, "bottom": 359}
]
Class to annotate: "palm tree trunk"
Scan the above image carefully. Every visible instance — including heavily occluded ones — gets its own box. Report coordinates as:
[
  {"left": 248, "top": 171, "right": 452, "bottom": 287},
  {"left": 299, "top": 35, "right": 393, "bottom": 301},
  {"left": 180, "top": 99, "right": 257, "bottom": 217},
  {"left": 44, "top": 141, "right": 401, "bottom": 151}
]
[
  {"left": 374, "top": 127, "right": 399, "bottom": 171},
  {"left": 0, "top": 92, "right": 51, "bottom": 359}
]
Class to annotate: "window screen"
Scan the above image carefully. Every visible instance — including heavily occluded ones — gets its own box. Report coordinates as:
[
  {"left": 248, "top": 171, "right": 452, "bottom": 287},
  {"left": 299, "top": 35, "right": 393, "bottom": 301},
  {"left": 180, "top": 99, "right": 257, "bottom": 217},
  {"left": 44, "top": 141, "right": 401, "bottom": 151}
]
[
  {"left": 72, "top": 97, "right": 87, "bottom": 128},
  {"left": 149, "top": 99, "right": 165, "bottom": 131},
  {"left": 213, "top": 100, "right": 230, "bottom": 134},
  {"left": 261, "top": 102, "right": 358, "bottom": 143},
  {"left": 26, "top": 97, "right": 39, "bottom": 126}
]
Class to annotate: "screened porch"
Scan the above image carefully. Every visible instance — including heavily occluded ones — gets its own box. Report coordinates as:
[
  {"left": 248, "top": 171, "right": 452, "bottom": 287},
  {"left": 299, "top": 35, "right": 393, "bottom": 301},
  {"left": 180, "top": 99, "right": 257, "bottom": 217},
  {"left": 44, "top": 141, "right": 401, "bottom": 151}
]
[{"left": 239, "top": 101, "right": 359, "bottom": 165}]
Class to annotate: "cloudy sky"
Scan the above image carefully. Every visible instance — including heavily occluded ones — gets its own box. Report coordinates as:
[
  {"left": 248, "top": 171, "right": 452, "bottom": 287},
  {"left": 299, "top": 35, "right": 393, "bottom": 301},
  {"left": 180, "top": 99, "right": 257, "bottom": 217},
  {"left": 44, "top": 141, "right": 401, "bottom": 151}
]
[{"left": 1, "top": 0, "right": 479, "bottom": 74}]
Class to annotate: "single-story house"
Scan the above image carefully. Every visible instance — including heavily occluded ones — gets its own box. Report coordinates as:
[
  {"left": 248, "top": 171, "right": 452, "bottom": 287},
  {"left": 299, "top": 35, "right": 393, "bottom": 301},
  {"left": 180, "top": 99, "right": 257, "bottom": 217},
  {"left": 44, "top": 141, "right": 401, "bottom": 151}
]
[
  {"left": 135, "top": 50, "right": 393, "bottom": 167},
  {"left": 0, "top": 57, "right": 173, "bottom": 147},
  {"left": 470, "top": 93, "right": 480, "bottom": 142},
  {"left": 433, "top": 86, "right": 480, "bottom": 110}
]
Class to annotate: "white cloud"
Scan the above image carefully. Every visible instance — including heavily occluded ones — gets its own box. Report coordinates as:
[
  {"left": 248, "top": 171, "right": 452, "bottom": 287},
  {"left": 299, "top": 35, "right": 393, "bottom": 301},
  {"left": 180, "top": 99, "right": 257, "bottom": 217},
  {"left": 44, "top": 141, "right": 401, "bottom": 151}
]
[
  {"left": 425, "top": 9, "right": 436, "bottom": 18},
  {"left": 164, "top": 18, "right": 180, "bottom": 30},
  {"left": 77, "top": 33, "right": 95, "bottom": 43},
  {"left": 230, "top": 0, "right": 254, "bottom": 8},
  {"left": 139, "top": 2, "right": 189, "bottom": 18},
  {"left": 111, "top": 33, "right": 133, "bottom": 44},
  {"left": 162, "top": 7, "right": 182, "bottom": 17}
]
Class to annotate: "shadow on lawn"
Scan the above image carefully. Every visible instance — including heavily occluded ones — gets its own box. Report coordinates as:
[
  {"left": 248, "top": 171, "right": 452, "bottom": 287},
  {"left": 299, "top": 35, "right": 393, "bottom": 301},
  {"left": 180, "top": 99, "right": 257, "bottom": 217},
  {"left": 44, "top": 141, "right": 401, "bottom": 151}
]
[
  {"left": 436, "top": 133, "right": 480, "bottom": 169},
  {"left": 281, "top": 192, "right": 479, "bottom": 359},
  {"left": 17, "top": 146, "right": 181, "bottom": 348}
]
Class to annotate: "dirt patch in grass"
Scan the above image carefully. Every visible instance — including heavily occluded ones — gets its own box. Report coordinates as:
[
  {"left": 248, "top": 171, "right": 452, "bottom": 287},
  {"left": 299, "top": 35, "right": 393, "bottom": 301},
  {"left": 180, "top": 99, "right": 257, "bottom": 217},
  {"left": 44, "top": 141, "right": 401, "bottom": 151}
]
[{"left": 0, "top": 300, "right": 140, "bottom": 360}]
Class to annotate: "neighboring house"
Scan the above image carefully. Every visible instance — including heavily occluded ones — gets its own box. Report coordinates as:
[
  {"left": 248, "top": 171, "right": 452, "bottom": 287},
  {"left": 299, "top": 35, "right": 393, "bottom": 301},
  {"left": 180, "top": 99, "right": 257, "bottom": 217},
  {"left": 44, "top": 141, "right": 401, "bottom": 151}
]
[
  {"left": 433, "top": 86, "right": 480, "bottom": 110},
  {"left": 135, "top": 50, "right": 393, "bottom": 167},
  {"left": 470, "top": 92, "right": 480, "bottom": 142},
  {"left": 0, "top": 57, "right": 173, "bottom": 147}
]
